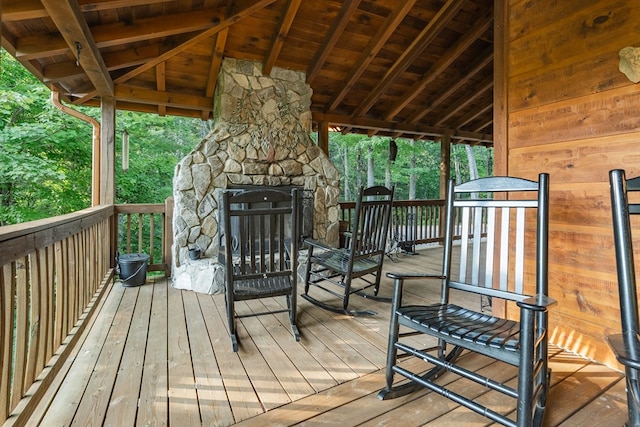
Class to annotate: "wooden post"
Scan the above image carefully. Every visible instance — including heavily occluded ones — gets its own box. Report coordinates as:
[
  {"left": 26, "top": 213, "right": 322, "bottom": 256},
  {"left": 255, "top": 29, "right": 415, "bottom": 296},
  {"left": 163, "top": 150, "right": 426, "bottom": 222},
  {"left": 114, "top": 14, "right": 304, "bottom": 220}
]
[
  {"left": 318, "top": 120, "right": 329, "bottom": 155},
  {"left": 492, "top": 0, "right": 508, "bottom": 318},
  {"left": 439, "top": 134, "right": 451, "bottom": 199},
  {"left": 100, "top": 98, "right": 116, "bottom": 267},
  {"left": 100, "top": 98, "right": 116, "bottom": 205},
  {"left": 164, "top": 197, "right": 174, "bottom": 277},
  {"left": 439, "top": 134, "right": 451, "bottom": 241},
  {"left": 493, "top": 0, "right": 508, "bottom": 177}
]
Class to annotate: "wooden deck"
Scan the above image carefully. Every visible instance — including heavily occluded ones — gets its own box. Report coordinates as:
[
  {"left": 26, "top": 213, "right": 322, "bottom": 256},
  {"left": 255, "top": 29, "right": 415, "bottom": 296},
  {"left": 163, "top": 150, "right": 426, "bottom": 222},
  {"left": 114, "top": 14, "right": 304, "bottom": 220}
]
[{"left": 19, "top": 246, "right": 629, "bottom": 426}]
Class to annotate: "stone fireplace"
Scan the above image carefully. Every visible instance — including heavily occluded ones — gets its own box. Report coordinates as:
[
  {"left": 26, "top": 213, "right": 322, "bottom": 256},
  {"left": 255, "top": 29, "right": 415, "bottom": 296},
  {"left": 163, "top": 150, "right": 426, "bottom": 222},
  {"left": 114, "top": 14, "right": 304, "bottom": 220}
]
[{"left": 171, "top": 58, "right": 340, "bottom": 294}]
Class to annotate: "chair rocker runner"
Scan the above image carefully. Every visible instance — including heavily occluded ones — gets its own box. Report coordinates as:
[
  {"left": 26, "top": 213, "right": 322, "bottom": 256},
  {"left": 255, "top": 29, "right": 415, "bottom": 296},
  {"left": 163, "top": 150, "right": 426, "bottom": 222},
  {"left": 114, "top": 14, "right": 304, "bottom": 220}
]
[
  {"left": 607, "top": 169, "right": 640, "bottom": 427},
  {"left": 378, "top": 174, "right": 555, "bottom": 427},
  {"left": 219, "top": 187, "right": 301, "bottom": 352},
  {"left": 303, "top": 185, "right": 394, "bottom": 315}
]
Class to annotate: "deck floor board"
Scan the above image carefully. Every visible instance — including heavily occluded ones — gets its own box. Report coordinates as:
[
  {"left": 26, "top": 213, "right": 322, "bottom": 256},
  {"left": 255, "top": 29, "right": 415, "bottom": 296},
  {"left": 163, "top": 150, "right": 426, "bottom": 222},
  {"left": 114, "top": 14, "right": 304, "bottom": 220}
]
[{"left": 24, "top": 246, "right": 628, "bottom": 426}]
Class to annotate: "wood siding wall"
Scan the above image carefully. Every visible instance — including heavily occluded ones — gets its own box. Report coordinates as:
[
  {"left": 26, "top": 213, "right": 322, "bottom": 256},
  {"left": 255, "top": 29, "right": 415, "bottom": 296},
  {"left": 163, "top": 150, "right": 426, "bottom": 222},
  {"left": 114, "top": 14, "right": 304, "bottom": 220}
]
[{"left": 505, "top": 0, "right": 640, "bottom": 367}]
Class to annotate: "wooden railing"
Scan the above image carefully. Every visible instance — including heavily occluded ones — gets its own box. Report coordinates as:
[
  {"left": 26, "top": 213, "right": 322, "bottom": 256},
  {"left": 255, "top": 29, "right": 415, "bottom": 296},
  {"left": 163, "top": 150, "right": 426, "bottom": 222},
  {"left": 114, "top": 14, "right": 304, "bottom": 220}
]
[
  {"left": 0, "top": 206, "right": 115, "bottom": 424},
  {"left": 114, "top": 197, "right": 174, "bottom": 276},
  {"left": 340, "top": 198, "right": 446, "bottom": 249}
]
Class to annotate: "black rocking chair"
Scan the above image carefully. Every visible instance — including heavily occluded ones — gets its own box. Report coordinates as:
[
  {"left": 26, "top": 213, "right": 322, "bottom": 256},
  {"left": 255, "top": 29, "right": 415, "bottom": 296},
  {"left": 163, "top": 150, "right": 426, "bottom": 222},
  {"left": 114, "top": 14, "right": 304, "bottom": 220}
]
[
  {"left": 378, "top": 174, "right": 555, "bottom": 427},
  {"left": 302, "top": 185, "right": 394, "bottom": 315},
  {"left": 219, "top": 187, "right": 301, "bottom": 352},
  {"left": 608, "top": 168, "right": 640, "bottom": 427}
]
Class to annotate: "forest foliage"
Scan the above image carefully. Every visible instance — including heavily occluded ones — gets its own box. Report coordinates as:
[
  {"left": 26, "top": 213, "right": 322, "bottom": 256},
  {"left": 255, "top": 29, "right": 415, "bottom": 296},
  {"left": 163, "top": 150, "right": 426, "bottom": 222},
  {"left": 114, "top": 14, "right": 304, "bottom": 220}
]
[{"left": 1, "top": 50, "right": 492, "bottom": 226}]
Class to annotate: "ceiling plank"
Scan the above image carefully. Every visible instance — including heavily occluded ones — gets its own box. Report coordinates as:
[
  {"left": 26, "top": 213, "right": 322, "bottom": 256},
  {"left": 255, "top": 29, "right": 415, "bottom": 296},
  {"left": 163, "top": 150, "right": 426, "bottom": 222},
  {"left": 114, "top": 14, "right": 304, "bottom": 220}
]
[
  {"left": 435, "top": 74, "right": 494, "bottom": 126},
  {"left": 39, "top": 0, "right": 113, "bottom": 97},
  {"left": 353, "top": 0, "right": 468, "bottom": 117},
  {"left": 384, "top": 8, "right": 493, "bottom": 121},
  {"left": 407, "top": 46, "right": 493, "bottom": 124},
  {"left": 263, "top": 0, "right": 302, "bottom": 76},
  {"left": 306, "top": 0, "right": 362, "bottom": 84},
  {"left": 455, "top": 103, "right": 493, "bottom": 129},
  {"left": 326, "top": 0, "right": 417, "bottom": 112}
]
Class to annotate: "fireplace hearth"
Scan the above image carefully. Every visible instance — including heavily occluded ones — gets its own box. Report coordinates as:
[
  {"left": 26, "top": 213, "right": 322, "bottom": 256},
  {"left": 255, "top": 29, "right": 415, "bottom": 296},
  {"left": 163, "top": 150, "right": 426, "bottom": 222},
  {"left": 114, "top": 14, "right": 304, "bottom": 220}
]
[{"left": 171, "top": 58, "right": 340, "bottom": 294}]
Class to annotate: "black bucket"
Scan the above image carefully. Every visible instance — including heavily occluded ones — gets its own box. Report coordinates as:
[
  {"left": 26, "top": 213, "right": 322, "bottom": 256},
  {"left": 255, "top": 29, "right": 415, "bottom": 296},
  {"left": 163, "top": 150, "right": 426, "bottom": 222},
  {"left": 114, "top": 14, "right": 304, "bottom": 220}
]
[{"left": 117, "top": 253, "right": 150, "bottom": 287}]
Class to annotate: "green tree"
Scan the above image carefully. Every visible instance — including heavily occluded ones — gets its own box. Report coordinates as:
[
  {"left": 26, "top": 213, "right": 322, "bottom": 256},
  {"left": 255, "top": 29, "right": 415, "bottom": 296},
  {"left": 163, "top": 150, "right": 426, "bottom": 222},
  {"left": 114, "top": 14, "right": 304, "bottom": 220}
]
[
  {"left": 0, "top": 50, "right": 93, "bottom": 225},
  {"left": 0, "top": 50, "right": 207, "bottom": 225}
]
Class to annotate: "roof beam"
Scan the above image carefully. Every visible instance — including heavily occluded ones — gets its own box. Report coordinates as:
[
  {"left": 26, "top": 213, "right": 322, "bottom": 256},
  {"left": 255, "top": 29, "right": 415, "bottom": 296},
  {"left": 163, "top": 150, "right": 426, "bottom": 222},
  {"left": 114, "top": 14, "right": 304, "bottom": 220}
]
[
  {"left": 40, "top": 0, "right": 113, "bottom": 97},
  {"left": 353, "top": 0, "right": 467, "bottom": 117},
  {"left": 3, "top": 0, "right": 174, "bottom": 22},
  {"left": 263, "top": 0, "right": 302, "bottom": 75},
  {"left": 384, "top": 8, "right": 493, "bottom": 121},
  {"left": 115, "top": 85, "right": 212, "bottom": 111},
  {"left": 313, "top": 112, "right": 493, "bottom": 144},
  {"left": 202, "top": 28, "right": 229, "bottom": 120},
  {"left": 15, "top": 8, "right": 225, "bottom": 60},
  {"left": 326, "top": 0, "right": 417, "bottom": 112},
  {"left": 306, "top": 0, "right": 362, "bottom": 84}
]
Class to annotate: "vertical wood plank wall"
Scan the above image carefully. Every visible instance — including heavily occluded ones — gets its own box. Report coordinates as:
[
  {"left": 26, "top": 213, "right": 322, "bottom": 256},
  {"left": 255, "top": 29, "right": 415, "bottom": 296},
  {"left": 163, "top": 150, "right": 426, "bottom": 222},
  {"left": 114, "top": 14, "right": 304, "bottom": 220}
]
[{"left": 506, "top": 0, "right": 640, "bottom": 367}]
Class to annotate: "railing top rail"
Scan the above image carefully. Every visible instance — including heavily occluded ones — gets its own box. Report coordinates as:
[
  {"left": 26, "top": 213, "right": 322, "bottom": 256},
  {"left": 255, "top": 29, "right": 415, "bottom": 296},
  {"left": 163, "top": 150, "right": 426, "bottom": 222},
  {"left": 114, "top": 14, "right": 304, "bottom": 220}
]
[
  {"left": 0, "top": 204, "right": 114, "bottom": 266},
  {"left": 340, "top": 198, "right": 445, "bottom": 209},
  {"left": 114, "top": 204, "right": 166, "bottom": 214}
]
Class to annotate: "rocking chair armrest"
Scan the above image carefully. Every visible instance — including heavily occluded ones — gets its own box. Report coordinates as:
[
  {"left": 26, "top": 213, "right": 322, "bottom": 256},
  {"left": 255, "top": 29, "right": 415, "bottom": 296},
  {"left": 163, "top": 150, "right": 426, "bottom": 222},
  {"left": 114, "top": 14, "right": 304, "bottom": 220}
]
[
  {"left": 386, "top": 272, "right": 446, "bottom": 281},
  {"left": 517, "top": 294, "right": 557, "bottom": 311},
  {"left": 304, "top": 238, "right": 333, "bottom": 251}
]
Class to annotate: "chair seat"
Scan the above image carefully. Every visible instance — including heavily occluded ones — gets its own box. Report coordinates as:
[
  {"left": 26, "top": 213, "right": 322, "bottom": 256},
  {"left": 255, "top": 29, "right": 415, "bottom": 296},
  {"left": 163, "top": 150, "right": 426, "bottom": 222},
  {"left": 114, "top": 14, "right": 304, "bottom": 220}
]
[
  {"left": 232, "top": 271, "right": 293, "bottom": 298},
  {"left": 398, "top": 304, "right": 520, "bottom": 352},
  {"left": 606, "top": 333, "right": 640, "bottom": 371},
  {"left": 313, "top": 248, "right": 383, "bottom": 274}
]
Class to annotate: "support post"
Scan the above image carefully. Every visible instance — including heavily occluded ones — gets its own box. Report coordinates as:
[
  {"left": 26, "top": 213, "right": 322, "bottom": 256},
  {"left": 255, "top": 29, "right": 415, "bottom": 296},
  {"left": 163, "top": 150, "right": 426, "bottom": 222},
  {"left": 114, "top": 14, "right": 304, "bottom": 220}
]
[
  {"left": 439, "top": 134, "right": 451, "bottom": 240},
  {"left": 100, "top": 97, "right": 116, "bottom": 205},
  {"left": 318, "top": 120, "right": 329, "bottom": 155}
]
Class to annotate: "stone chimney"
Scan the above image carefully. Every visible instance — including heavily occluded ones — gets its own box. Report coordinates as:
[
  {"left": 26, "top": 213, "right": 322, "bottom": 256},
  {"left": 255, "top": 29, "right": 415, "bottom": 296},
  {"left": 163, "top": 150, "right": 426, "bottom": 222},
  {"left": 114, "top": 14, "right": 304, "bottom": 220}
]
[{"left": 171, "top": 58, "right": 340, "bottom": 293}]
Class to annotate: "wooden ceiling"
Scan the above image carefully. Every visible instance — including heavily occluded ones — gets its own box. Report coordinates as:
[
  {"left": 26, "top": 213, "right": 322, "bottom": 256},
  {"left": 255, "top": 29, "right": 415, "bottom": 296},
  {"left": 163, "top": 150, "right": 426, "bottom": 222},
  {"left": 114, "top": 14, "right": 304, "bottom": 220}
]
[{"left": 1, "top": 0, "right": 494, "bottom": 145}]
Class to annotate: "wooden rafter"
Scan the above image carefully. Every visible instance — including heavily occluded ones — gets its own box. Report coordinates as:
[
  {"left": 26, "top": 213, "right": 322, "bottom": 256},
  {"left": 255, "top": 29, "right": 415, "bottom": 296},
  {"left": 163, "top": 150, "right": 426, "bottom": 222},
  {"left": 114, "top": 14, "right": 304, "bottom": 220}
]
[
  {"left": 202, "top": 28, "right": 229, "bottom": 120},
  {"left": 39, "top": 0, "right": 113, "bottom": 97},
  {"left": 306, "top": 0, "right": 361, "bottom": 84},
  {"left": 455, "top": 102, "right": 493, "bottom": 129},
  {"left": 435, "top": 74, "right": 494, "bottom": 126},
  {"left": 326, "top": 0, "right": 417, "bottom": 113},
  {"left": 263, "top": 0, "right": 302, "bottom": 75},
  {"left": 353, "top": 0, "right": 467, "bottom": 117},
  {"left": 384, "top": 8, "right": 493, "bottom": 121}
]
